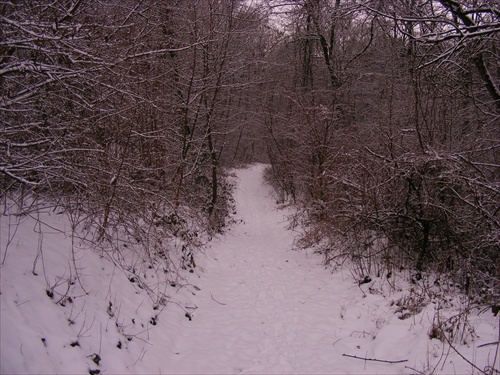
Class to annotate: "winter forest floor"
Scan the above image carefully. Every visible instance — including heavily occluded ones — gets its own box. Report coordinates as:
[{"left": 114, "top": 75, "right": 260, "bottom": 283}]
[{"left": 1, "top": 164, "right": 499, "bottom": 374}]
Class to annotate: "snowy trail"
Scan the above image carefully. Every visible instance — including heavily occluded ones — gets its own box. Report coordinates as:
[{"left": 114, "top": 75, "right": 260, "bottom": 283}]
[
  {"left": 163, "top": 164, "right": 374, "bottom": 374},
  {"left": 2, "top": 164, "right": 497, "bottom": 375},
  {"left": 160, "top": 165, "right": 498, "bottom": 374}
]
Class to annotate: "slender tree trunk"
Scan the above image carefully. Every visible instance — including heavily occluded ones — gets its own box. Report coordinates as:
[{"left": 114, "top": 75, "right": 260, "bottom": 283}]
[{"left": 439, "top": 0, "right": 500, "bottom": 111}]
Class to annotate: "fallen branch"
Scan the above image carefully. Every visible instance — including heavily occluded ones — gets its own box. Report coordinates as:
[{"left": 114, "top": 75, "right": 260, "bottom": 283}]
[
  {"left": 478, "top": 341, "right": 500, "bottom": 348},
  {"left": 342, "top": 353, "right": 408, "bottom": 364},
  {"left": 404, "top": 365, "right": 426, "bottom": 374},
  {"left": 211, "top": 293, "right": 227, "bottom": 306},
  {"left": 442, "top": 331, "right": 490, "bottom": 375}
]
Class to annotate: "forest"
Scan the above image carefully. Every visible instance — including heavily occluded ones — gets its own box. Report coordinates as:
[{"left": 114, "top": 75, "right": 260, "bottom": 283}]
[{"left": 1, "top": 0, "right": 499, "bottom": 310}]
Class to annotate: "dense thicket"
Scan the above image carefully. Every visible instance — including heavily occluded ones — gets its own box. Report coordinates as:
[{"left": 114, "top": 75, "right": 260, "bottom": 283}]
[
  {"left": 263, "top": 0, "right": 499, "bottom": 302},
  {"left": 0, "top": 0, "right": 265, "bottom": 282}
]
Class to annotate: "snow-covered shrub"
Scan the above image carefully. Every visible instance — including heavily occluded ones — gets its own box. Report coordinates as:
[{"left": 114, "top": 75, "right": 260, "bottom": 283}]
[
  {"left": 0, "top": 0, "right": 238, "bottom": 297},
  {"left": 427, "top": 296, "right": 481, "bottom": 348},
  {"left": 282, "top": 146, "right": 499, "bottom": 311}
]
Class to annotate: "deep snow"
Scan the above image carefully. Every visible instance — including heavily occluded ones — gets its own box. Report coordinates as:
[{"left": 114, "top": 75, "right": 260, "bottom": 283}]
[{"left": 1, "top": 164, "right": 498, "bottom": 374}]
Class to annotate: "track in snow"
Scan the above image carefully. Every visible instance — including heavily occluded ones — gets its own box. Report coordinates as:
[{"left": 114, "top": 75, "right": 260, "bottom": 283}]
[
  {"left": 1, "top": 164, "right": 497, "bottom": 374},
  {"left": 164, "top": 164, "right": 363, "bottom": 374},
  {"left": 159, "top": 165, "right": 499, "bottom": 375}
]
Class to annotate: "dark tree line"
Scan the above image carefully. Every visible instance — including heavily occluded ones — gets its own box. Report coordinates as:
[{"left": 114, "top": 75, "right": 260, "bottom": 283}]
[
  {"left": 263, "top": 0, "right": 499, "bottom": 302},
  {"left": 0, "top": 0, "right": 266, "bottom": 281}
]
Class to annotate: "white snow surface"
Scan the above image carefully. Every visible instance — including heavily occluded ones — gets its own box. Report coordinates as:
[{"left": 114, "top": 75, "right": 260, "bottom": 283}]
[{"left": 1, "top": 164, "right": 498, "bottom": 374}]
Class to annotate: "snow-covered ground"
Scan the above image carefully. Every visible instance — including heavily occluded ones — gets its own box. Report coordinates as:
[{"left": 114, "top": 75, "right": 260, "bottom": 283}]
[{"left": 1, "top": 164, "right": 498, "bottom": 374}]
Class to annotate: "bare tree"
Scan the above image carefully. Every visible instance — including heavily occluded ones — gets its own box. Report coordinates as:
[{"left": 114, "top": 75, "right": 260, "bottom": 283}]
[
  {"left": 263, "top": 0, "right": 499, "bottom": 301},
  {"left": 0, "top": 0, "right": 261, "bottom": 287}
]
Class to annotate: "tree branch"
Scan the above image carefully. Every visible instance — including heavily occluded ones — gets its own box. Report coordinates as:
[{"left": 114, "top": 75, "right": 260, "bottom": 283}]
[{"left": 342, "top": 353, "right": 408, "bottom": 364}]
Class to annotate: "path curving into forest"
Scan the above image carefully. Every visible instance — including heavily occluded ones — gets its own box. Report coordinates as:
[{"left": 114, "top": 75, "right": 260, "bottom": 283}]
[
  {"left": 158, "top": 164, "right": 499, "bottom": 375},
  {"left": 162, "top": 164, "right": 379, "bottom": 374}
]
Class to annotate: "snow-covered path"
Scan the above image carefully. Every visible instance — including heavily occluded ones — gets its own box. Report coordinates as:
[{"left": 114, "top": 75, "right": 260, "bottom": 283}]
[
  {"left": 161, "top": 164, "right": 409, "bottom": 374},
  {"left": 164, "top": 164, "right": 354, "bottom": 374},
  {"left": 1, "top": 164, "right": 497, "bottom": 374},
  {"left": 160, "top": 165, "right": 499, "bottom": 375}
]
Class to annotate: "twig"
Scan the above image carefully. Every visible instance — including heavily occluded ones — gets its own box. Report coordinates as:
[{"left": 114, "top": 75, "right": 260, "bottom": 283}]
[
  {"left": 2, "top": 212, "right": 21, "bottom": 266},
  {"left": 133, "top": 347, "right": 147, "bottom": 366},
  {"left": 404, "top": 366, "right": 426, "bottom": 374},
  {"left": 442, "top": 332, "right": 488, "bottom": 375},
  {"left": 342, "top": 353, "right": 408, "bottom": 364},
  {"left": 478, "top": 341, "right": 500, "bottom": 348},
  {"left": 210, "top": 292, "right": 227, "bottom": 305},
  {"left": 99, "top": 323, "right": 102, "bottom": 355},
  {"left": 135, "top": 299, "right": 144, "bottom": 314}
]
